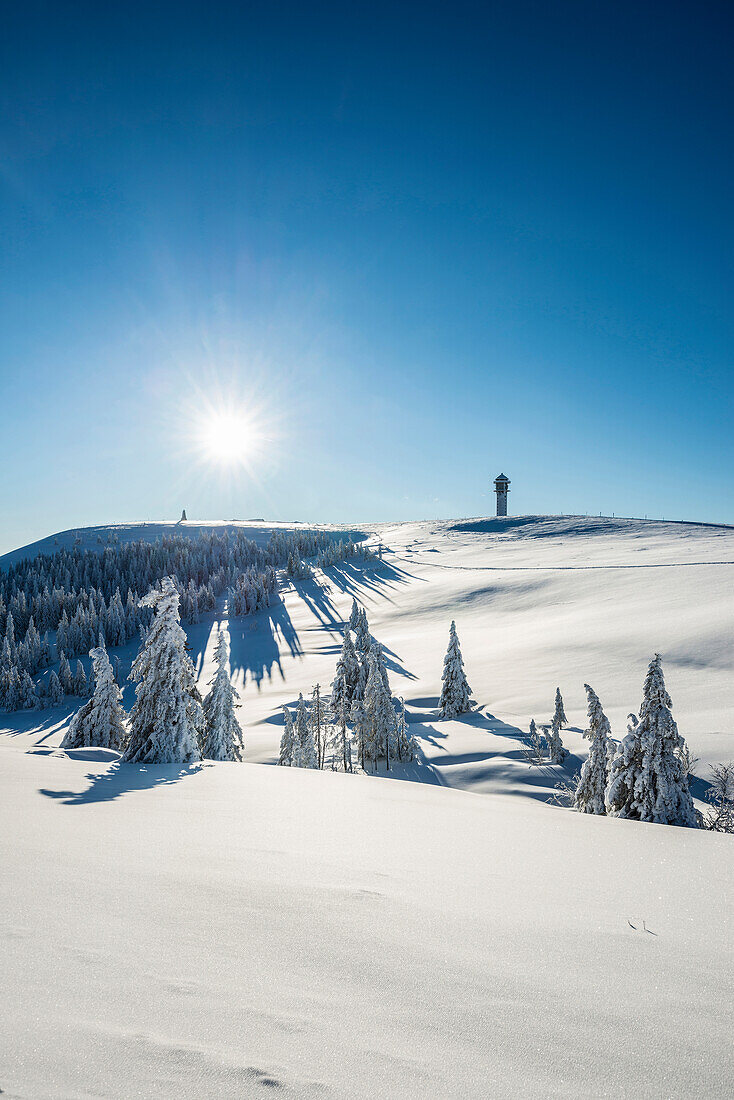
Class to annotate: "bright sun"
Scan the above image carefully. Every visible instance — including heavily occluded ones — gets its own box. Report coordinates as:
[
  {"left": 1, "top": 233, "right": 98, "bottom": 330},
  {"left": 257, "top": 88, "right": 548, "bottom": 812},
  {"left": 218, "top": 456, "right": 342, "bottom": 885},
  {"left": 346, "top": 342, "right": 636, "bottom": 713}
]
[{"left": 198, "top": 410, "right": 258, "bottom": 467}]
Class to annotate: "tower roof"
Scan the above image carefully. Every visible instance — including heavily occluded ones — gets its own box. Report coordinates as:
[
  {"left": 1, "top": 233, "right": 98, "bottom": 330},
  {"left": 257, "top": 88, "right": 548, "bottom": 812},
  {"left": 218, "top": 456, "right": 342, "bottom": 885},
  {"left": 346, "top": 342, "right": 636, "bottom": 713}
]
[{"left": 494, "top": 473, "right": 510, "bottom": 482}]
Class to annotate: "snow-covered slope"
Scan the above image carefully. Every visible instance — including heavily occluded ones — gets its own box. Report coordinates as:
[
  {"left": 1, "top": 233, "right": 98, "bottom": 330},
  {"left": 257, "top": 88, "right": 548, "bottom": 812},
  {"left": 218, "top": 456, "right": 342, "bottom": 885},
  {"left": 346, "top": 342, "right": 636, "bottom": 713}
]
[{"left": 1, "top": 514, "right": 733, "bottom": 1097}]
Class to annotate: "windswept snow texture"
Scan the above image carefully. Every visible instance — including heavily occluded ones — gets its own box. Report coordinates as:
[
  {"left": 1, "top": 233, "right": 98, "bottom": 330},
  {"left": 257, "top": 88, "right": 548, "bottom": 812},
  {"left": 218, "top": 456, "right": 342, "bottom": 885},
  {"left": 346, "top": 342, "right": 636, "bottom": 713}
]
[{"left": 1, "top": 515, "right": 733, "bottom": 1097}]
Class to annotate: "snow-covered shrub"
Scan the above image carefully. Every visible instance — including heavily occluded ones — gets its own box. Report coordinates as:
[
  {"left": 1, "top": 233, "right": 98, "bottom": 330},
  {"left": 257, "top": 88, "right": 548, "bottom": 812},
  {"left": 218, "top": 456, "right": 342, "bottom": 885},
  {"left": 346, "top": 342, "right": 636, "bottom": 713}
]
[{"left": 704, "top": 763, "right": 734, "bottom": 833}]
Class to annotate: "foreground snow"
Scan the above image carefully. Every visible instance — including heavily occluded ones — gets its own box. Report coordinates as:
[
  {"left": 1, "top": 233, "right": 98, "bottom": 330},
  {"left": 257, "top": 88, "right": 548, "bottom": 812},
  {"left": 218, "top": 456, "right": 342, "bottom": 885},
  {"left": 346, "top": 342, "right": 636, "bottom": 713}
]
[{"left": 1, "top": 749, "right": 732, "bottom": 1099}]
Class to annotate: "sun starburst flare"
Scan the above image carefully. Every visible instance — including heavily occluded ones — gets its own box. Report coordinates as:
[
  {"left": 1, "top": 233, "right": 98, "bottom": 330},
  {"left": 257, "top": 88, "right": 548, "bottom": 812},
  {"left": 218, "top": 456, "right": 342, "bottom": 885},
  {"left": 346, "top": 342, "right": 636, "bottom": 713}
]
[{"left": 196, "top": 409, "right": 261, "bottom": 468}]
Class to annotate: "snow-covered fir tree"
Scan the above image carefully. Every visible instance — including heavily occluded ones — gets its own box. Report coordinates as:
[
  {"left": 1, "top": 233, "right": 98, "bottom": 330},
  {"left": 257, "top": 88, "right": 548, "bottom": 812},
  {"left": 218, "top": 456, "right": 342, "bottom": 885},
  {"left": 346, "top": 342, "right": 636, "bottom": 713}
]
[
  {"left": 350, "top": 694, "right": 368, "bottom": 771},
  {"left": 329, "top": 705, "right": 353, "bottom": 772},
  {"left": 364, "top": 645, "right": 397, "bottom": 769},
  {"left": 61, "top": 644, "right": 127, "bottom": 751},
  {"left": 528, "top": 718, "right": 544, "bottom": 762},
  {"left": 372, "top": 641, "right": 391, "bottom": 694},
  {"left": 73, "top": 659, "right": 88, "bottom": 697},
  {"left": 292, "top": 692, "right": 317, "bottom": 769},
  {"left": 605, "top": 654, "right": 697, "bottom": 826},
  {"left": 331, "top": 630, "right": 360, "bottom": 717},
  {"left": 58, "top": 650, "right": 73, "bottom": 695},
  {"left": 574, "top": 684, "right": 612, "bottom": 815},
  {"left": 309, "top": 683, "right": 326, "bottom": 769},
  {"left": 3, "top": 666, "right": 21, "bottom": 710},
  {"left": 46, "top": 670, "right": 64, "bottom": 706},
  {"left": 353, "top": 607, "right": 371, "bottom": 655},
  {"left": 279, "top": 705, "right": 295, "bottom": 766},
  {"left": 201, "top": 630, "right": 243, "bottom": 761},
  {"left": 438, "top": 621, "right": 473, "bottom": 718},
  {"left": 348, "top": 597, "right": 360, "bottom": 631},
  {"left": 122, "top": 578, "right": 202, "bottom": 764},
  {"left": 19, "top": 670, "right": 39, "bottom": 710},
  {"left": 546, "top": 719, "right": 566, "bottom": 764},
  {"left": 393, "top": 697, "right": 416, "bottom": 763},
  {"left": 553, "top": 688, "right": 567, "bottom": 728},
  {"left": 352, "top": 645, "right": 370, "bottom": 705}
]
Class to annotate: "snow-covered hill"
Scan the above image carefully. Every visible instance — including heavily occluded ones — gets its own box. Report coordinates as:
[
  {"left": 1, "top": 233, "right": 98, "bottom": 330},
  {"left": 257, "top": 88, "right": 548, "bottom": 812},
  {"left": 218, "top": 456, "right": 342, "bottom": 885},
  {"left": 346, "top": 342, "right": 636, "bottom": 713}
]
[{"left": 1, "top": 514, "right": 733, "bottom": 1097}]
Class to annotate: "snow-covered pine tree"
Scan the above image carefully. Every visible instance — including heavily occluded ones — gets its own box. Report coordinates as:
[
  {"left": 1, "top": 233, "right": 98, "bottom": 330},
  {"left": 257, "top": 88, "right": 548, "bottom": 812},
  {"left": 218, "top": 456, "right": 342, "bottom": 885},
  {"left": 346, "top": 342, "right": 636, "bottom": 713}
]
[
  {"left": 201, "top": 630, "right": 243, "bottom": 761},
  {"left": 605, "top": 654, "right": 697, "bottom": 826},
  {"left": 293, "top": 692, "right": 317, "bottom": 769},
  {"left": 348, "top": 597, "right": 360, "bottom": 632},
  {"left": 574, "top": 684, "right": 612, "bottom": 814},
  {"left": 553, "top": 688, "right": 567, "bottom": 728},
  {"left": 279, "top": 705, "right": 295, "bottom": 766},
  {"left": 438, "top": 621, "right": 473, "bottom": 718},
  {"left": 61, "top": 644, "right": 127, "bottom": 751},
  {"left": 122, "top": 577, "right": 202, "bottom": 764}
]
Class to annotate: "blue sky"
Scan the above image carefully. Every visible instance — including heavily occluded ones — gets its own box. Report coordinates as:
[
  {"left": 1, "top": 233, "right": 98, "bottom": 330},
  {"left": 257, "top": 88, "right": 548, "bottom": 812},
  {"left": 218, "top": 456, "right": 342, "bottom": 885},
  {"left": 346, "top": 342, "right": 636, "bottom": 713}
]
[{"left": 1, "top": 0, "right": 732, "bottom": 553}]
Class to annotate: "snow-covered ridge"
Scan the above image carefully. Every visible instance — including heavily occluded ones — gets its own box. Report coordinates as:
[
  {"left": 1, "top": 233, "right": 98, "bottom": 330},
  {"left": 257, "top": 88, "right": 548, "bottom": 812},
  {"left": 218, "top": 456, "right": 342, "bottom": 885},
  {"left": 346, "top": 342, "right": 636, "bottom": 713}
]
[{"left": 0, "top": 519, "right": 372, "bottom": 570}]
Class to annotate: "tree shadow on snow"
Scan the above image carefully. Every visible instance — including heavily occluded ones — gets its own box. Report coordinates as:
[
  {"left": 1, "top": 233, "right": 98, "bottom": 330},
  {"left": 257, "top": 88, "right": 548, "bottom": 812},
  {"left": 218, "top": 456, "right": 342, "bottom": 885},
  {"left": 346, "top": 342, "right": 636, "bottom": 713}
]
[
  {"left": 0, "top": 705, "right": 77, "bottom": 745},
  {"left": 322, "top": 559, "right": 422, "bottom": 607},
  {"left": 225, "top": 599, "right": 303, "bottom": 691},
  {"left": 39, "top": 761, "right": 203, "bottom": 805},
  {"left": 399, "top": 703, "right": 584, "bottom": 803}
]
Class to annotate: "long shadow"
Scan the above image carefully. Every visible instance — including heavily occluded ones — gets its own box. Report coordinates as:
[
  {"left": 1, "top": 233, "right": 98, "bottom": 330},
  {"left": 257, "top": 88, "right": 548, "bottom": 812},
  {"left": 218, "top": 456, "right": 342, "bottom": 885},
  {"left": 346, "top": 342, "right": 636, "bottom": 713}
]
[
  {"left": 323, "top": 560, "right": 418, "bottom": 606},
  {"left": 227, "top": 598, "right": 303, "bottom": 691},
  {"left": 292, "top": 577, "right": 343, "bottom": 631},
  {"left": 39, "top": 761, "right": 203, "bottom": 805}
]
